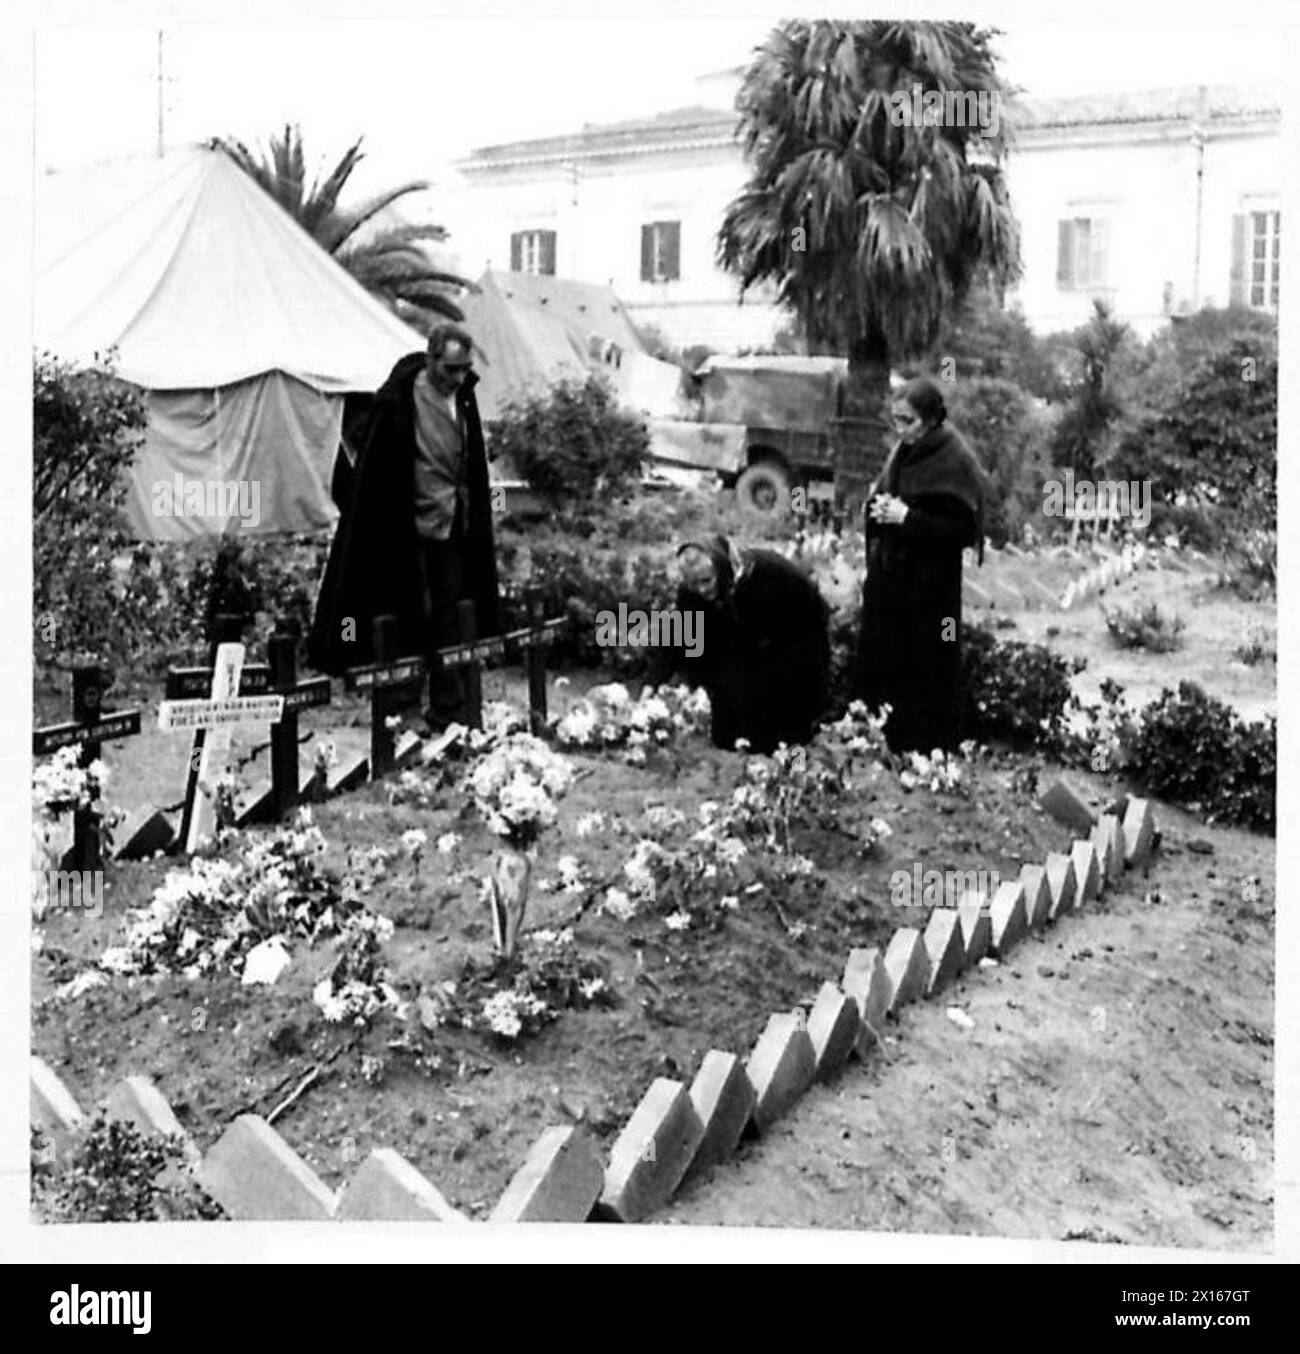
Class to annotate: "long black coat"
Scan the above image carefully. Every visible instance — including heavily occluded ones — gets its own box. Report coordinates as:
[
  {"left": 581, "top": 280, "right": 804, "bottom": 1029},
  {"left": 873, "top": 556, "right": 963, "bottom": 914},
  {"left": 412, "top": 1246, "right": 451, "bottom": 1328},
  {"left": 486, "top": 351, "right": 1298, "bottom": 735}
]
[
  {"left": 858, "top": 492, "right": 979, "bottom": 755},
  {"left": 308, "top": 355, "right": 500, "bottom": 673},
  {"left": 679, "top": 548, "right": 831, "bottom": 754}
]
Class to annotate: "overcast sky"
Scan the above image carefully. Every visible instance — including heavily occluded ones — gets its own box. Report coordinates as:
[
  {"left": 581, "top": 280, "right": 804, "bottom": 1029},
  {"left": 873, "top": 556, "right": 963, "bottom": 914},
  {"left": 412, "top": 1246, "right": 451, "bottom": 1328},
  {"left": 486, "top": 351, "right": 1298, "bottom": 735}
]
[{"left": 29, "top": 0, "right": 1292, "bottom": 209}]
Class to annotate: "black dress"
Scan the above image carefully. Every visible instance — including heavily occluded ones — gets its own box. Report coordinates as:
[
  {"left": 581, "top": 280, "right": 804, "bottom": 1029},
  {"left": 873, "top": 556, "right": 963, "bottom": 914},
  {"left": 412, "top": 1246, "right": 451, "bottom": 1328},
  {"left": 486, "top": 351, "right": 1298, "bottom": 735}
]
[
  {"left": 858, "top": 425, "right": 986, "bottom": 755},
  {"left": 677, "top": 545, "right": 831, "bottom": 754}
]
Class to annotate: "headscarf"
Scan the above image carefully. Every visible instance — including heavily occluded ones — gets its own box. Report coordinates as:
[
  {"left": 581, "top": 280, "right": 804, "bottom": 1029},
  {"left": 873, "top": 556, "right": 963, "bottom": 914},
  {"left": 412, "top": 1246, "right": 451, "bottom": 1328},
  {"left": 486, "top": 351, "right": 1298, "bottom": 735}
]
[
  {"left": 677, "top": 535, "right": 747, "bottom": 604},
  {"left": 868, "top": 415, "right": 991, "bottom": 562}
]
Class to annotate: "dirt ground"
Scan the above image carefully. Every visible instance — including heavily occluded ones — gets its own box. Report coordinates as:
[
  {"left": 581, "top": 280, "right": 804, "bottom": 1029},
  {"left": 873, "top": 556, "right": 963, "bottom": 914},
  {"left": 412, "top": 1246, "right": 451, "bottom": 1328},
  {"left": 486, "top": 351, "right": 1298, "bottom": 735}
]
[
  {"left": 31, "top": 549, "right": 1275, "bottom": 1239},
  {"left": 663, "top": 800, "right": 1274, "bottom": 1249}
]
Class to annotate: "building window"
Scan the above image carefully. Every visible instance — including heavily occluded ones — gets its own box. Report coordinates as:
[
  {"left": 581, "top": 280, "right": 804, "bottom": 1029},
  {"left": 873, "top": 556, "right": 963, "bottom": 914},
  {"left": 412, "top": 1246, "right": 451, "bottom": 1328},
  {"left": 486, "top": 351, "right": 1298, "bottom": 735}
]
[
  {"left": 510, "top": 229, "right": 556, "bottom": 276},
  {"left": 1056, "top": 217, "right": 1109, "bottom": 291},
  {"left": 640, "top": 220, "right": 681, "bottom": 283},
  {"left": 1250, "top": 211, "right": 1280, "bottom": 310}
]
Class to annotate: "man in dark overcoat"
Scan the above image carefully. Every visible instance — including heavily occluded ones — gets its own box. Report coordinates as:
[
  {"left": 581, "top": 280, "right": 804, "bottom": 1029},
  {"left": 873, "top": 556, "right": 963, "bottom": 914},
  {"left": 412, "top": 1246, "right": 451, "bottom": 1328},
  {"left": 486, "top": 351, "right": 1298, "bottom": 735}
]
[{"left": 308, "top": 324, "right": 500, "bottom": 728}]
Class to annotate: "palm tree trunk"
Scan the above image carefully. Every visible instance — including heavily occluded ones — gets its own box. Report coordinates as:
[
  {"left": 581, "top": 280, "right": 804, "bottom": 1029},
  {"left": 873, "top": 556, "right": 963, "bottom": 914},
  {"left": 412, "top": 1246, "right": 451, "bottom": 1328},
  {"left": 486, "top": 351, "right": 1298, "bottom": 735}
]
[{"left": 835, "top": 327, "right": 891, "bottom": 512}]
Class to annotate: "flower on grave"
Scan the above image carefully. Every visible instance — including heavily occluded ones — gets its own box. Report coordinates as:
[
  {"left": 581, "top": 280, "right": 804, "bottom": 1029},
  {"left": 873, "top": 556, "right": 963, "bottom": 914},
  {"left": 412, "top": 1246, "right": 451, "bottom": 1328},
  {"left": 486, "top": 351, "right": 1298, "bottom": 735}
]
[
  {"left": 481, "top": 988, "right": 548, "bottom": 1041},
  {"left": 554, "top": 855, "right": 586, "bottom": 896},
  {"left": 468, "top": 733, "right": 574, "bottom": 849},
  {"left": 573, "top": 810, "right": 607, "bottom": 838},
  {"left": 436, "top": 831, "right": 461, "bottom": 855},
  {"left": 579, "top": 976, "right": 607, "bottom": 1003},
  {"left": 664, "top": 910, "right": 692, "bottom": 932},
  {"left": 313, "top": 740, "right": 339, "bottom": 775},
  {"left": 719, "top": 895, "right": 739, "bottom": 911},
  {"left": 384, "top": 714, "right": 403, "bottom": 733},
  {"left": 600, "top": 886, "right": 637, "bottom": 922},
  {"left": 644, "top": 804, "right": 685, "bottom": 833},
  {"left": 400, "top": 828, "right": 428, "bottom": 871},
  {"left": 786, "top": 920, "right": 808, "bottom": 942},
  {"left": 870, "top": 817, "right": 893, "bottom": 838}
]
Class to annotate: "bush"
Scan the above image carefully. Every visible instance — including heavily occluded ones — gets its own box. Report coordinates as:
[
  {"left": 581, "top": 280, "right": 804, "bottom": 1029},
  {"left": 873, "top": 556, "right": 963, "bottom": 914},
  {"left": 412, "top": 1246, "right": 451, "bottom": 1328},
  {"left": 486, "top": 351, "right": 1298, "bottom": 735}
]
[
  {"left": 960, "top": 621, "right": 1084, "bottom": 749},
  {"left": 1050, "top": 301, "right": 1144, "bottom": 479},
  {"left": 31, "top": 1116, "right": 225, "bottom": 1222},
  {"left": 1103, "top": 601, "right": 1185, "bottom": 653},
  {"left": 946, "top": 376, "right": 1053, "bottom": 546},
  {"left": 1128, "top": 682, "right": 1274, "bottom": 832},
  {"left": 33, "top": 352, "right": 152, "bottom": 670},
  {"left": 930, "top": 285, "right": 1073, "bottom": 402},
  {"left": 487, "top": 376, "right": 649, "bottom": 510},
  {"left": 1111, "top": 309, "right": 1277, "bottom": 550}
]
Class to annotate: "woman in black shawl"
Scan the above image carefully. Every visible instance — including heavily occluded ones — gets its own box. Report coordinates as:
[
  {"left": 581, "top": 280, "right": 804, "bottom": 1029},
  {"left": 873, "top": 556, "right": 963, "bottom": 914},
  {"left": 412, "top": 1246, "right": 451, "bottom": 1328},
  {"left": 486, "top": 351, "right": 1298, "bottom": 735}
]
[
  {"left": 674, "top": 535, "right": 831, "bottom": 754},
  {"left": 858, "top": 377, "right": 991, "bottom": 755}
]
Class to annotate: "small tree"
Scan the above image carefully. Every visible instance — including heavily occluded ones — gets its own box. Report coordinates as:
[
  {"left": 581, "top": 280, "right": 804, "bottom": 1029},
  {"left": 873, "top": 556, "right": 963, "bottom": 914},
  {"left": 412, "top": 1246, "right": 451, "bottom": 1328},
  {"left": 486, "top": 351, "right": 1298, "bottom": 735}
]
[
  {"left": 487, "top": 377, "right": 648, "bottom": 513},
  {"left": 33, "top": 351, "right": 148, "bottom": 667},
  {"left": 1050, "top": 300, "right": 1141, "bottom": 479}
]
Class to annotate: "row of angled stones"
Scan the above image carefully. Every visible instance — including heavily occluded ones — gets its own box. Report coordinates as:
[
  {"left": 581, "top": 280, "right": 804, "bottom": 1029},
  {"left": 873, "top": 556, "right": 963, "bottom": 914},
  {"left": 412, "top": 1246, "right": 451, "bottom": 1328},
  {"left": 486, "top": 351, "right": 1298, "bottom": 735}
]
[{"left": 31, "top": 797, "right": 1157, "bottom": 1225}]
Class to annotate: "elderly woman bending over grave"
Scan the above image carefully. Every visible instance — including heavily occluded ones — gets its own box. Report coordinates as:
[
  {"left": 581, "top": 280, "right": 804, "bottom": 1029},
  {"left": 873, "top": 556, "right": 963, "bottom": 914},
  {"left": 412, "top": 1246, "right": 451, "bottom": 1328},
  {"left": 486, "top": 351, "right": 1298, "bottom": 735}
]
[{"left": 669, "top": 535, "right": 831, "bottom": 755}]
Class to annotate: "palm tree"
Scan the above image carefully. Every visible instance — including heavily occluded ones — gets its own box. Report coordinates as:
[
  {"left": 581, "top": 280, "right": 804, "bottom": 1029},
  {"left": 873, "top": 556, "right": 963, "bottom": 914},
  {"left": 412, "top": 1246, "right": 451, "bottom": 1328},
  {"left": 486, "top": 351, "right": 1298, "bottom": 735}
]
[
  {"left": 212, "top": 124, "right": 473, "bottom": 329},
  {"left": 718, "top": 20, "right": 1020, "bottom": 505}
]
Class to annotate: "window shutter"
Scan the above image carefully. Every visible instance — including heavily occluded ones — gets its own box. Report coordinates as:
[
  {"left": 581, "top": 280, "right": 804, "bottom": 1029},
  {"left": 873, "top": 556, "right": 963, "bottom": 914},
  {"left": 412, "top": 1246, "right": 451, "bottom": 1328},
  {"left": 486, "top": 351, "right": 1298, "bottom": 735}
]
[
  {"left": 540, "top": 230, "right": 557, "bottom": 276},
  {"left": 1090, "top": 218, "right": 1109, "bottom": 288},
  {"left": 510, "top": 232, "right": 522, "bottom": 273},
  {"left": 1056, "top": 220, "right": 1073, "bottom": 288},
  {"left": 1229, "top": 213, "right": 1247, "bottom": 305},
  {"left": 641, "top": 224, "right": 654, "bottom": 282},
  {"left": 665, "top": 221, "right": 681, "bottom": 281}
]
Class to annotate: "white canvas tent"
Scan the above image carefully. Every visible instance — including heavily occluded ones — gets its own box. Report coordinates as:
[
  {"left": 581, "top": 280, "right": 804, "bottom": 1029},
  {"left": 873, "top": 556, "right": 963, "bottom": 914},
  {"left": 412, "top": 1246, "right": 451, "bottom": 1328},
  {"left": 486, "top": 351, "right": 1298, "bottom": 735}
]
[{"left": 35, "top": 145, "right": 428, "bottom": 540}]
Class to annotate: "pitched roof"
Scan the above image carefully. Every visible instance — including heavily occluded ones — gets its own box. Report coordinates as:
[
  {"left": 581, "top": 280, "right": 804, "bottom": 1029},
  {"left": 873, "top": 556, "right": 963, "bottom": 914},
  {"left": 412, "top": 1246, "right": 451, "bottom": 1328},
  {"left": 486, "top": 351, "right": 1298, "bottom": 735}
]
[
  {"left": 35, "top": 145, "right": 427, "bottom": 392},
  {"left": 1013, "top": 83, "right": 1281, "bottom": 130},
  {"left": 461, "top": 82, "right": 1279, "bottom": 168},
  {"left": 458, "top": 271, "right": 647, "bottom": 421}
]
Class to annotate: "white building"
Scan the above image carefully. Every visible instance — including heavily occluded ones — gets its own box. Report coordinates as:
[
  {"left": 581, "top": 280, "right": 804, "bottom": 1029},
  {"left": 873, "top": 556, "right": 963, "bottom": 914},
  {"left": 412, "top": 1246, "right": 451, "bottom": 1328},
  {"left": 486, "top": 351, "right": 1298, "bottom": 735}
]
[{"left": 453, "top": 74, "right": 1280, "bottom": 350}]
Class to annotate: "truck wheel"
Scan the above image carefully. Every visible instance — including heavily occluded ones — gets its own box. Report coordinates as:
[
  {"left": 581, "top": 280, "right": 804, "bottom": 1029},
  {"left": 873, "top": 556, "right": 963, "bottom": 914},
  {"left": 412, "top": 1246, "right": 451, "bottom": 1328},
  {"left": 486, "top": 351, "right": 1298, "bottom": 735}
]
[{"left": 736, "top": 462, "right": 792, "bottom": 515}]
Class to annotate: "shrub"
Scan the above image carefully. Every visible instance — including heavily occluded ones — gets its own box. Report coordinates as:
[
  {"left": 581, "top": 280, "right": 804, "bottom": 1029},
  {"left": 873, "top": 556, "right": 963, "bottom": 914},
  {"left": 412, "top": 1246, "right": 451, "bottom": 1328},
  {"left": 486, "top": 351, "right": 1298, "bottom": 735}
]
[
  {"left": 1111, "top": 309, "right": 1277, "bottom": 548},
  {"left": 1050, "top": 301, "right": 1144, "bottom": 479},
  {"left": 1128, "top": 682, "right": 1274, "bottom": 831},
  {"left": 1103, "top": 601, "right": 1185, "bottom": 653},
  {"left": 487, "top": 376, "right": 649, "bottom": 510},
  {"left": 31, "top": 1116, "right": 225, "bottom": 1222},
  {"left": 960, "top": 621, "right": 1084, "bottom": 749},
  {"left": 930, "top": 285, "right": 1073, "bottom": 402},
  {"left": 946, "top": 376, "right": 1053, "bottom": 546},
  {"left": 33, "top": 352, "right": 151, "bottom": 670}
]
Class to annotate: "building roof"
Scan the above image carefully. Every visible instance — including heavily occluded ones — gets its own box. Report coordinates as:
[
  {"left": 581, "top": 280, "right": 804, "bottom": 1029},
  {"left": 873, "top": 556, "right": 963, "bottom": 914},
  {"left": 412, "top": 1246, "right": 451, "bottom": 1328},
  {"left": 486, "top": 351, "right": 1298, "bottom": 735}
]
[
  {"left": 461, "top": 83, "right": 1279, "bottom": 169},
  {"left": 35, "top": 145, "right": 427, "bottom": 392},
  {"left": 458, "top": 270, "right": 648, "bottom": 421},
  {"left": 1012, "top": 83, "right": 1281, "bottom": 130}
]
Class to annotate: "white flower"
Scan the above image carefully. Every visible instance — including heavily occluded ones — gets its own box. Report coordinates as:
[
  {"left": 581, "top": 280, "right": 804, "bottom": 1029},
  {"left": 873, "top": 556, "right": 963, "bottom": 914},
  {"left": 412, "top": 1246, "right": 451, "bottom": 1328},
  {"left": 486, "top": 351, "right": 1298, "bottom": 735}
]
[
  {"left": 401, "top": 828, "right": 428, "bottom": 857},
  {"left": 870, "top": 817, "right": 893, "bottom": 838},
  {"left": 555, "top": 855, "right": 585, "bottom": 895},
  {"left": 719, "top": 895, "right": 739, "bottom": 911},
  {"left": 579, "top": 976, "right": 606, "bottom": 1002},
  {"left": 664, "top": 910, "right": 692, "bottom": 932},
  {"left": 786, "top": 920, "right": 808, "bottom": 941},
  {"left": 600, "top": 887, "right": 637, "bottom": 922},
  {"left": 312, "top": 977, "right": 349, "bottom": 1023},
  {"left": 574, "top": 810, "right": 606, "bottom": 838},
  {"left": 436, "top": 832, "right": 461, "bottom": 855}
]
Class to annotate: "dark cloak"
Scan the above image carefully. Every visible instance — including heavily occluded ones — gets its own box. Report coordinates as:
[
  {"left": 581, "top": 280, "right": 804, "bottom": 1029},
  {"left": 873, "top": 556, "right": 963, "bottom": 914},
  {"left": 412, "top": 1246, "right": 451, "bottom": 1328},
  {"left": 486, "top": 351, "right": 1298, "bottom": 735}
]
[
  {"left": 858, "top": 422, "right": 989, "bottom": 755},
  {"left": 308, "top": 353, "right": 500, "bottom": 673},
  {"left": 676, "top": 538, "right": 831, "bottom": 754}
]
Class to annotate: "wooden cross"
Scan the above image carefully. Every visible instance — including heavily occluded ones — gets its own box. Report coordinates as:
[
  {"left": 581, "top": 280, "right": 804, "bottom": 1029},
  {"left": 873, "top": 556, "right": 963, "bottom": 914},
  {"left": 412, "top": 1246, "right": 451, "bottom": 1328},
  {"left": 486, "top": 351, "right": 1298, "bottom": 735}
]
[
  {"left": 158, "top": 642, "right": 286, "bottom": 853},
  {"left": 166, "top": 628, "right": 331, "bottom": 826},
  {"left": 33, "top": 666, "right": 142, "bottom": 872},
  {"left": 342, "top": 615, "right": 426, "bottom": 779},
  {"left": 434, "top": 594, "right": 567, "bottom": 735}
]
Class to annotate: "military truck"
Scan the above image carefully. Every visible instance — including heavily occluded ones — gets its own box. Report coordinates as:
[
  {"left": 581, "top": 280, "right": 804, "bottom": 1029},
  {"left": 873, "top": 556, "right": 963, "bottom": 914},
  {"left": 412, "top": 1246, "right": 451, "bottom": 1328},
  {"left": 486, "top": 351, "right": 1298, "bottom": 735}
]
[{"left": 645, "top": 354, "right": 881, "bottom": 514}]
